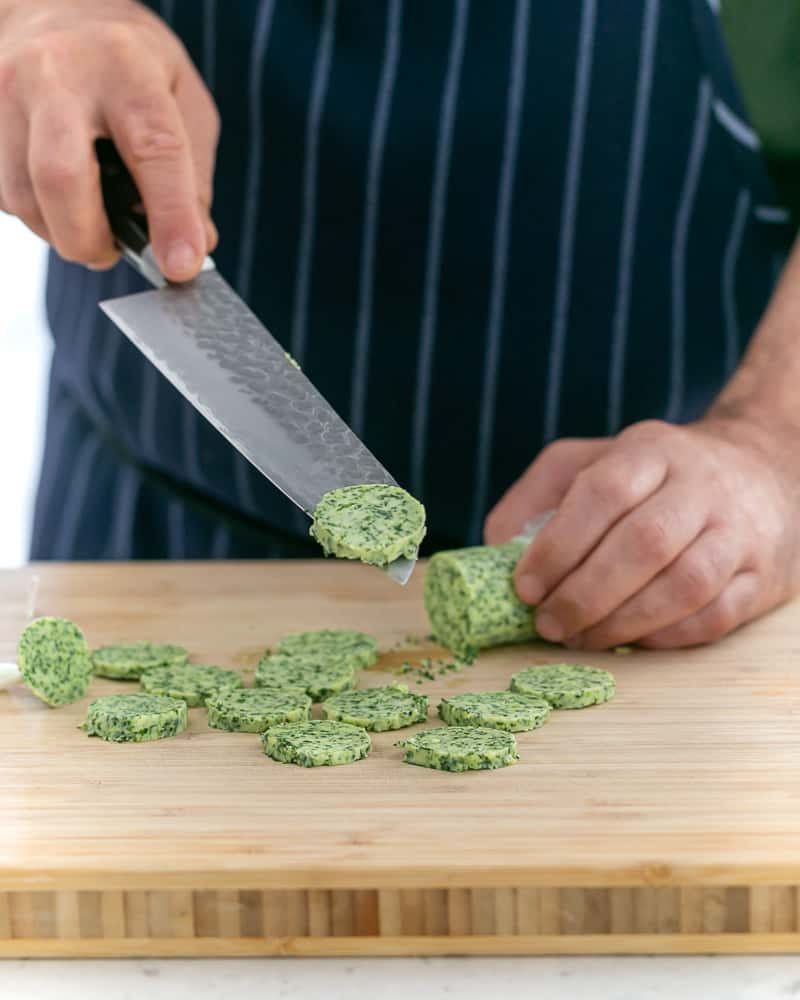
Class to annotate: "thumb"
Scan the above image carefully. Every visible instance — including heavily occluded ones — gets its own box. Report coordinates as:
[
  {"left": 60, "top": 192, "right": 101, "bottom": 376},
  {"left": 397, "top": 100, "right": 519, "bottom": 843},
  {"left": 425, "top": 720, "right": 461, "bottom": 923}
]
[{"left": 484, "top": 437, "right": 610, "bottom": 544}]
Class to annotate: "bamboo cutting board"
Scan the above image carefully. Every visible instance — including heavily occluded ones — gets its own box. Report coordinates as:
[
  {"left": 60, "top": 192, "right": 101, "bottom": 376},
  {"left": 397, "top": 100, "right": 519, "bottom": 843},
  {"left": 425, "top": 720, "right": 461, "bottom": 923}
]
[{"left": 1, "top": 560, "right": 800, "bottom": 958}]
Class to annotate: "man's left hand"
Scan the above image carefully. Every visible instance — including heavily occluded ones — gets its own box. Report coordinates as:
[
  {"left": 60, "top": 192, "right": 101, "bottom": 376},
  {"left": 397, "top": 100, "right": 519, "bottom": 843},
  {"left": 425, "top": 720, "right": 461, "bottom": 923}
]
[{"left": 484, "top": 418, "right": 799, "bottom": 650}]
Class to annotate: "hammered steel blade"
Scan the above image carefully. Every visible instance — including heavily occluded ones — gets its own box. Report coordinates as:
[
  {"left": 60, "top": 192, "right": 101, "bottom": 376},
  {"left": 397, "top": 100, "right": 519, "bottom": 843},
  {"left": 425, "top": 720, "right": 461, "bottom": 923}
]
[{"left": 100, "top": 269, "right": 417, "bottom": 584}]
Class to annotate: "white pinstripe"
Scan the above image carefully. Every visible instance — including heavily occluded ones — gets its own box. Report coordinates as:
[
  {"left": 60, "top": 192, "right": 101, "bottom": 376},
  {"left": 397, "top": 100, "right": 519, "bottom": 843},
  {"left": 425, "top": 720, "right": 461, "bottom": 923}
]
[
  {"left": 53, "top": 434, "right": 104, "bottom": 559},
  {"left": 99, "top": 265, "right": 132, "bottom": 410},
  {"left": 713, "top": 98, "right": 760, "bottom": 151},
  {"left": 542, "top": 0, "right": 598, "bottom": 443},
  {"left": 234, "top": 0, "right": 277, "bottom": 512},
  {"left": 410, "top": 0, "right": 470, "bottom": 499},
  {"left": 755, "top": 204, "right": 791, "bottom": 224},
  {"left": 236, "top": 0, "right": 277, "bottom": 300},
  {"left": 167, "top": 499, "right": 186, "bottom": 558},
  {"left": 291, "top": 0, "right": 338, "bottom": 367},
  {"left": 667, "top": 77, "right": 712, "bottom": 422},
  {"left": 39, "top": 399, "right": 83, "bottom": 558},
  {"left": 161, "top": 0, "right": 176, "bottom": 25},
  {"left": 140, "top": 359, "right": 161, "bottom": 461},
  {"left": 469, "top": 0, "right": 531, "bottom": 542},
  {"left": 183, "top": 0, "right": 219, "bottom": 489},
  {"left": 607, "top": 0, "right": 659, "bottom": 434},
  {"left": 106, "top": 465, "right": 140, "bottom": 559},
  {"left": 722, "top": 188, "right": 751, "bottom": 379},
  {"left": 203, "top": 0, "right": 216, "bottom": 93},
  {"left": 349, "top": 0, "right": 403, "bottom": 436},
  {"left": 211, "top": 522, "right": 231, "bottom": 558}
]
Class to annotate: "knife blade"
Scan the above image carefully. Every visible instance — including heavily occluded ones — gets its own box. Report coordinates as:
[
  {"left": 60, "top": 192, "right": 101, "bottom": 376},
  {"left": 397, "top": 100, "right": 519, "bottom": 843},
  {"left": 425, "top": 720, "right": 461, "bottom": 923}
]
[{"left": 94, "top": 140, "right": 416, "bottom": 584}]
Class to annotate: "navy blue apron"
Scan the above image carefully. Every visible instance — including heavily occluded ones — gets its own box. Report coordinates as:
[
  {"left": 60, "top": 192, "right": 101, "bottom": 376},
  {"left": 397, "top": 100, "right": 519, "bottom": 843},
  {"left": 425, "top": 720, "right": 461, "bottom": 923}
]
[{"left": 31, "top": 0, "right": 795, "bottom": 560}]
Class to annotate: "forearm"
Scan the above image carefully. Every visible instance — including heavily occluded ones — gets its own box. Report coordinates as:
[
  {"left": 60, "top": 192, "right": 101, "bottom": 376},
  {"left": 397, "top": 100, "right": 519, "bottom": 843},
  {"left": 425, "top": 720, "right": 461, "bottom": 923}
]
[{"left": 709, "top": 232, "right": 800, "bottom": 440}]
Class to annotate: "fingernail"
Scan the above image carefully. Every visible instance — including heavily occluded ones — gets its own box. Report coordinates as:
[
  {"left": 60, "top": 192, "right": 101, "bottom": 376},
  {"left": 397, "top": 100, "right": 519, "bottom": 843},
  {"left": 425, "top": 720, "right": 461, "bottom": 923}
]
[
  {"left": 517, "top": 573, "right": 544, "bottom": 605},
  {"left": 535, "top": 611, "right": 563, "bottom": 643},
  {"left": 165, "top": 240, "right": 198, "bottom": 279}
]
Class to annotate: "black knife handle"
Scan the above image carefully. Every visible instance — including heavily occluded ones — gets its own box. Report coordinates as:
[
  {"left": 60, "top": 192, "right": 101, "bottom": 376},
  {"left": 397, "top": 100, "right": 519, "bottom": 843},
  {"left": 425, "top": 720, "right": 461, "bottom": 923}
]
[{"left": 95, "top": 138, "right": 150, "bottom": 256}]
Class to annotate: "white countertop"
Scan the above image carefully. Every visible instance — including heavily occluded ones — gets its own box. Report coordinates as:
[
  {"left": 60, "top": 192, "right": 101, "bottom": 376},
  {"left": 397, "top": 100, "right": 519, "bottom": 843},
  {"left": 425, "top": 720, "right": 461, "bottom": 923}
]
[{"left": 2, "top": 956, "right": 800, "bottom": 1000}]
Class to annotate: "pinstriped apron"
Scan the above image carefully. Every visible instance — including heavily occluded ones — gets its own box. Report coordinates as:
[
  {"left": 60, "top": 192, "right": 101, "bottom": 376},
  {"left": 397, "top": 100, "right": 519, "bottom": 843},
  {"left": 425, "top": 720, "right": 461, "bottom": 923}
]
[{"left": 31, "top": 0, "right": 795, "bottom": 560}]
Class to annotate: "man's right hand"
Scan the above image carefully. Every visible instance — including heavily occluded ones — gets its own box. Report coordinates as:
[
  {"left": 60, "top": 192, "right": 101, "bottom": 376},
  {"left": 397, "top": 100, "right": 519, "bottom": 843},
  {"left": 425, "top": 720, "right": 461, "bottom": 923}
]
[{"left": 0, "top": 0, "right": 219, "bottom": 281}]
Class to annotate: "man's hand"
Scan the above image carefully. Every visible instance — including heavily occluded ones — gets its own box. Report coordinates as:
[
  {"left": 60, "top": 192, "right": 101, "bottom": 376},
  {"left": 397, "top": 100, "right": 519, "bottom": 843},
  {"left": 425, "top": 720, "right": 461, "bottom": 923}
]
[
  {"left": 0, "top": 0, "right": 219, "bottom": 280},
  {"left": 485, "top": 418, "right": 799, "bottom": 650}
]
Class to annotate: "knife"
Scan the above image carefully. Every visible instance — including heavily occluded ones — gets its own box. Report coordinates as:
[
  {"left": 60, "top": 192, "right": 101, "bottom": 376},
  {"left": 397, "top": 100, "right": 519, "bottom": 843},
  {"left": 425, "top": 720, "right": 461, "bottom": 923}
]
[{"left": 94, "top": 139, "right": 416, "bottom": 584}]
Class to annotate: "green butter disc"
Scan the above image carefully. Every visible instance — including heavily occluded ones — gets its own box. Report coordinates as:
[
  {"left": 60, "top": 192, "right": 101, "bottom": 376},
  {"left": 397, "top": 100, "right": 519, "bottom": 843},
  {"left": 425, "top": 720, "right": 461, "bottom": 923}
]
[
  {"left": 255, "top": 652, "right": 356, "bottom": 702},
  {"left": 81, "top": 693, "right": 187, "bottom": 742},
  {"left": 321, "top": 684, "right": 429, "bottom": 732},
  {"left": 310, "top": 484, "right": 426, "bottom": 567},
  {"left": 277, "top": 629, "right": 378, "bottom": 669},
  {"left": 140, "top": 663, "right": 243, "bottom": 707},
  {"left": 261, "top": 720, "right": 371, "bottom": 767},
  {"left": 206, "top": 687, "right": 312, "bottom": 733},
  {"left": 423, "top": 541, "right": 534, "bottom": 661},
  {"left": 438, "top": 691, "right": 551, "bottom": 732},
  {"left": 509, "top": 664, "right": 615, "bottom": 709},
  {"left": 396, "top": 726, "right": 518, "bottom": 772},
  {"left": 17, "top": 617, "right": 93, "bottom": 707},
  {"left": 92, "top": 641, "right": 189, "bottom": 680}
]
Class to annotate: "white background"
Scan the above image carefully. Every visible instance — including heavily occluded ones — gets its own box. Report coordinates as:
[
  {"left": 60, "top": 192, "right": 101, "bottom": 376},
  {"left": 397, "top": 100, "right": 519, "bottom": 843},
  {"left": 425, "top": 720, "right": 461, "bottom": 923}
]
[
  {"left": 0, "top": 214, "right": 51, "bottom": 568},
  {"left": 3, "top": 217, "right": 800, "bottom": 996}
]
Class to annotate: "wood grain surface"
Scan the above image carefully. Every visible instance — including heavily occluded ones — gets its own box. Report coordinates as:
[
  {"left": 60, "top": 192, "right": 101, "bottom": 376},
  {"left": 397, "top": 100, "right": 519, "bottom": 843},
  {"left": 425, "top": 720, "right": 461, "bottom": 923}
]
[{"left": 1, "top": 560, "right": 799, "bottom": 956}]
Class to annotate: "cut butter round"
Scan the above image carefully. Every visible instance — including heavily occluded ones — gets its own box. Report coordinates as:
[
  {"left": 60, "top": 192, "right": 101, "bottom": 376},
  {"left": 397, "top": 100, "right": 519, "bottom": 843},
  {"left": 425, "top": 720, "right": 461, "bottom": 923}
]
[
  {"left": 322, "top": 684, "right": 428, "bottom": 732},
  {"left": 277, "top": 629, "right": 378, "bottom": 669},
  {"left": 92, "top": 641, "right": 188, "bottom": 680},
  {"left": 261, "top": 720, "right": 371, "bottom": 767},
  {"left": 310, "top": 484, "right": 426, "bottom": 567},
  {"left": 255, "top": 652, "right": 356, "bottom": 702},
  {"left": 140, "top": 663, "right": 243, "bottom": 707},
  {"left": 397, "top": 726, "right": 518, "bottom": 772},
  {"left": 438, "top": 691, "right": 551, "bottom": 732},
  {"left": 18, "top": 616, "right": 93, "bottom": 707},
  {"left": 206, "top": 687, "right": 312, "bottom": 733},
  {"left": 509, "top": 663, "right": 615, "bottom": 709},
  {"left": 81, "top": 693, "right": 187, "bottom": 742}
]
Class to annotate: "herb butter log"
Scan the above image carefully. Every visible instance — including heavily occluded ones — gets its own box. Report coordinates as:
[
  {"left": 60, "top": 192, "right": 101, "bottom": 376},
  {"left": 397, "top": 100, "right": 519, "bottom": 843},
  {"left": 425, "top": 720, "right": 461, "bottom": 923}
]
[
  {"left": 17, "top": 617, "right": 93, "bottom": 707},
  {"left": 310, "top": 484, "right": 426, "bottom": 567},
  {"left": 424, "top": 540, "right": 535, "bottom": 660}
]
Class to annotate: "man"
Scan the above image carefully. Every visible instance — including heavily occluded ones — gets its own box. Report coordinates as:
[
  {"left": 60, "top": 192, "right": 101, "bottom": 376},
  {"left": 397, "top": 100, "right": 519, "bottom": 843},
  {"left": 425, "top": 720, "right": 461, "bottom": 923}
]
[{"left": 0, "top": 0, "right": 798, "bottom": 651}]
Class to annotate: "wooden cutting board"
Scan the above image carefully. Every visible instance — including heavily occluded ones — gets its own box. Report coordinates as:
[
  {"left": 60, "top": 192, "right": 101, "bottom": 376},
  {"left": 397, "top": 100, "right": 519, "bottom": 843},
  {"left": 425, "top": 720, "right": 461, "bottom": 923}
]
[{"left": 1, "top": 560, "right": 800, "bottom": 958}]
